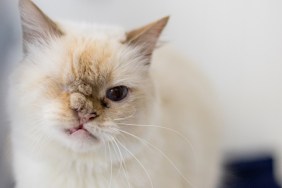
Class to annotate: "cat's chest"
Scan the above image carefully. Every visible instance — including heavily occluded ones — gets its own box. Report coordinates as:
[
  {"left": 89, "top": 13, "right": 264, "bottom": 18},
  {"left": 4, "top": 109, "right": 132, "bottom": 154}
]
[
  {"left": 22, "top": 166, "right": 125, "bottom": 188},
  {"left": 42, "top": 163, "right": 123, "bottom": 188},
  {"left": 15, "top": 155, "right": 119, "bottom": 188}
]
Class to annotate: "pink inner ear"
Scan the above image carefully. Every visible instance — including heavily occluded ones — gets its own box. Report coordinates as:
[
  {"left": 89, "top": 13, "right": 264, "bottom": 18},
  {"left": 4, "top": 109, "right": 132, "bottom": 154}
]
[{"left": 125, "top": 16, "right": 169, "bottom": 57}]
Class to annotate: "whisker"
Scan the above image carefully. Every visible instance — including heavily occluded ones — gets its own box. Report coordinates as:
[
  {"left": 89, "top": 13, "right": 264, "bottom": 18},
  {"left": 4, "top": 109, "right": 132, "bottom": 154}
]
[
  {"left": 116, "top": 122, "right": 199, "bottom": 174},
  {"left": 114, "top": 137, "right": 154, "bottom": 188},
  {"left": 107, "top": 142, "right": 113, "bottom": 188},
  {"left": 113, "top": 128, "right": 195, "bottom": 188},
  {"left": 102, "top": 139, "right": 108, "bottom": 167},
  {"left": 111, "top": 138, "right": 131, "bottom": 188},
  {"left": 113, "top": 110, "right": 136, "bottom": 121},
  {"left": 108, "top": 140, "right": 122, "bottom": 173}
]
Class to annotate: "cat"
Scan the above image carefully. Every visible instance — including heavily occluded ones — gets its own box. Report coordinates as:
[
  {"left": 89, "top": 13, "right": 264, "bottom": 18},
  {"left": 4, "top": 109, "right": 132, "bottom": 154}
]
[{"left": 7, "top": 0, "right": 221, "bottom": 188}]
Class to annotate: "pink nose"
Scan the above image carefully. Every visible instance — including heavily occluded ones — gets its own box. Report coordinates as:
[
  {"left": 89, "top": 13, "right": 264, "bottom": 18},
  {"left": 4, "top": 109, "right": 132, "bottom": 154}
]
[{"left": 78, "top": 112, "right": 97, "bottom": 124}]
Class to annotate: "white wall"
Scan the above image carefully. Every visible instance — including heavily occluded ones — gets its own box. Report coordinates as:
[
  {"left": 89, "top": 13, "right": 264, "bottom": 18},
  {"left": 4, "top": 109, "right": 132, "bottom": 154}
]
[{"left": 5, "top": 0, "right": 282, "bottom": 178}]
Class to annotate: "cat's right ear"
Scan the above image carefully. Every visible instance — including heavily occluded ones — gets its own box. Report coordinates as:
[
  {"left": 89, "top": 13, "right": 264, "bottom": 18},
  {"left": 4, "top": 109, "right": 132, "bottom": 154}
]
[
  {"left": 124, "top": 16, "right": 169, "bottom": 62},
  {"left": 19, "top": 0, "right": 63, "bottom": 53}
]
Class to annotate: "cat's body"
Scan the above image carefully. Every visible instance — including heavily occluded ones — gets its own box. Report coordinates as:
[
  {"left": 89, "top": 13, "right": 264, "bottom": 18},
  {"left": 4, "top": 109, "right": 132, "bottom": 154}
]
[{"left": 7, "top": 1, "right": 220, "bottom": 188}]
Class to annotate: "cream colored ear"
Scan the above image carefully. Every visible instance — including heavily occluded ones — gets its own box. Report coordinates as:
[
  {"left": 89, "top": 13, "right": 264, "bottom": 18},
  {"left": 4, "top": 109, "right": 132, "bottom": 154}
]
[
  {"left": 19, "top": 0, "right": 63, "bottom": 52},
  {"left": 125, "top": 16, "right": 169, "bottom": 60}
]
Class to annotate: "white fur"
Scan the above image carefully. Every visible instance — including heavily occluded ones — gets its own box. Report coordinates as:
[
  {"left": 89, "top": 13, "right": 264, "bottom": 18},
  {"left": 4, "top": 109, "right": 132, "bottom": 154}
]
[{"left": 8, "top": 21, "right": 220, "bottom": 188}]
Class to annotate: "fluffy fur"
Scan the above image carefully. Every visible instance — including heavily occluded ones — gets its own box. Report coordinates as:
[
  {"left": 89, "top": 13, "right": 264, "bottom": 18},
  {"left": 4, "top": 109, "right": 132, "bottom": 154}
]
[{"left": 7, "top": 0, "right": 220, "bottom": 188}]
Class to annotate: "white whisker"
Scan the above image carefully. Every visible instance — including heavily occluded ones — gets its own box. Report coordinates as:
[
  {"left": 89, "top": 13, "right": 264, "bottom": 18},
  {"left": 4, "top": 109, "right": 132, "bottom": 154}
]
[
  {"left": 113, "top": 128, "right": 195, "bottom": 188},
  {"left": 111, "top": 138, "right": 131, "bottom": 188},
  {"left": 109, "top": 140, "right": 122, "bottom": 173},
  {"left": 116, "top": 122, "right": 198, "bottom": 173},
  {"left": 114, "top": 110, "right": 136, "bottom": 121},
  {"left": 107, "top": 142, "right": 113, "bottom": 188},
  {"left": 114, "top": 137, "right": 154, "bottom": 188}
]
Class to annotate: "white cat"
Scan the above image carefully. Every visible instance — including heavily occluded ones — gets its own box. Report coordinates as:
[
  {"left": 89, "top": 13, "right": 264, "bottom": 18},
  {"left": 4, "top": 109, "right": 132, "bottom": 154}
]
[{"left": 7, "top": 0, "right": 221, "bottom": 188}]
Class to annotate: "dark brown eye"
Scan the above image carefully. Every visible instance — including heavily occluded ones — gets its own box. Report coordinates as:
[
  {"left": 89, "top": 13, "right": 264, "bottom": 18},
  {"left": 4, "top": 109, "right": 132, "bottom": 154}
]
[{"left": 106, "top": 86, "right": 128, "bottom": 102}]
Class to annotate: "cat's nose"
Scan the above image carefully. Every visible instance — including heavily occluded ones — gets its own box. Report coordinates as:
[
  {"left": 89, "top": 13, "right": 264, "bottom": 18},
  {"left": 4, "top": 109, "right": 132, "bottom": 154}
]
[{"left": 78, "top": 112, "right": 98, "bottom": 124}]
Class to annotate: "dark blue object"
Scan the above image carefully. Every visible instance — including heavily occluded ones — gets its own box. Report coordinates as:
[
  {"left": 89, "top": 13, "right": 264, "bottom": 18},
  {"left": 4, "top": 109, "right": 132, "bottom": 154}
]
[{"left": 221, "top": 155, "right": 281, "bottom": 188}]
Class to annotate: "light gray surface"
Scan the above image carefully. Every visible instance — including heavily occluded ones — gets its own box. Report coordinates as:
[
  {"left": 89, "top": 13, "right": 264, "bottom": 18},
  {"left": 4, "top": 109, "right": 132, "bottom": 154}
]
[{"left": 0, "top": 0, "right": 18, "bottom": 187}]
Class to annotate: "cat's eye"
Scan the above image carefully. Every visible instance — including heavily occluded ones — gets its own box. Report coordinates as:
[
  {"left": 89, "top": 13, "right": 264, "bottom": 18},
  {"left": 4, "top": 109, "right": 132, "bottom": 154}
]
[{"left": 106, "top": 86, "right": 128, "bottom": 102}]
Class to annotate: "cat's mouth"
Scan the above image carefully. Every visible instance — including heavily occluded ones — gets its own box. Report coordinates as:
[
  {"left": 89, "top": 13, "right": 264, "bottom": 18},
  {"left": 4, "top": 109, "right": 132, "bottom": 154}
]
[{"left": 66, "top": 124, "right": 99, "bottom": 141}]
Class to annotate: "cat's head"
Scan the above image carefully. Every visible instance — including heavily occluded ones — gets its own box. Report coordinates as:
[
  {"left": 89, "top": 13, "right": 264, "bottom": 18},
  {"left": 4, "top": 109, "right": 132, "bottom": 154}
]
[{"left": 11, "top": 0, "right": 168, "bottom": 153}]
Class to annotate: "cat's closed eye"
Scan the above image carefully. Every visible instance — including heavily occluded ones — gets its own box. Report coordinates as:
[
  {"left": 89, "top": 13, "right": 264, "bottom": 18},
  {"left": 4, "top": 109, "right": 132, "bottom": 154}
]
[{"left": 106, "top": 86, "right": 128, "bottom": 102}]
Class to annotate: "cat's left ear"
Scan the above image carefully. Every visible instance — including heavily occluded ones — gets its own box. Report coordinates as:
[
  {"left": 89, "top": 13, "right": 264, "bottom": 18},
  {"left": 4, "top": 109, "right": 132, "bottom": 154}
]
[
  {"left": 19, "top": 0, "right": 63, "bottom": 53},
  {"left": 124, "top": 16, "right": 169, "bottom": 61}
]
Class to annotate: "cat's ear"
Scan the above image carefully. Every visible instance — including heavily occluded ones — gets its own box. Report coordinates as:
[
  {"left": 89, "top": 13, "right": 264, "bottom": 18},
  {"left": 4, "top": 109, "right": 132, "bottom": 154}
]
[
  {"left": 19, "top": 0, "right": 63, "bottom": 52},
  {"left": 124, "top": 16, "right": 169, "bottom": 60}
]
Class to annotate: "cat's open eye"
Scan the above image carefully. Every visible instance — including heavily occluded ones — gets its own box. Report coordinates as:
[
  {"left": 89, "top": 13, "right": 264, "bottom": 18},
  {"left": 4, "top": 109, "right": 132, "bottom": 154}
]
[{"left": 106, "top": 86, "right": 128, "bottom": 102}]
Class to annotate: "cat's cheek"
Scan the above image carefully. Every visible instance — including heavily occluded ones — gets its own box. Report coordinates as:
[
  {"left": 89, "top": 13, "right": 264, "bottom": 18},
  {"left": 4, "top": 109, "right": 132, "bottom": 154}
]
[{"left": 38, "top": 101, "right": 71, "bottom": 132}]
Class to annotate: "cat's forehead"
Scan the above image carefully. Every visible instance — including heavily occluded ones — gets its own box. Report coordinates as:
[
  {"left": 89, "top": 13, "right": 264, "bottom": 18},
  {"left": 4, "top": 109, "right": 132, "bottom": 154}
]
[
  {"left": 63, "top": 22, "right": 127, "bottom": 69},
  {"left": 62, "top": 37, "right": 119, "bottom": 87},
  {"left": 50, "top": 24, "right": 147, "bottom": 90},
  {"left": 63, "top": 22, "right": 126, "bottom": 42}
]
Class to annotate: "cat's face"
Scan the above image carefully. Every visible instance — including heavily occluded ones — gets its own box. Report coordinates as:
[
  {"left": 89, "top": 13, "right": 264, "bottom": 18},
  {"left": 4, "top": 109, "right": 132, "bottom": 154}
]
[
  {"left": 11, "top": 0, "right": 168, "bottom": 152},
  {"left": 26, "top": 37, "right": 153, "bottom": 152}
]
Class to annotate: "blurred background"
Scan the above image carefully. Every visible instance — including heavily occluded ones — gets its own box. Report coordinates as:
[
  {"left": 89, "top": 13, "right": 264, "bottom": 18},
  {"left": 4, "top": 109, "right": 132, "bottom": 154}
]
[{"left": 0, "top": 0, "right": 282, "bottom": 187}]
